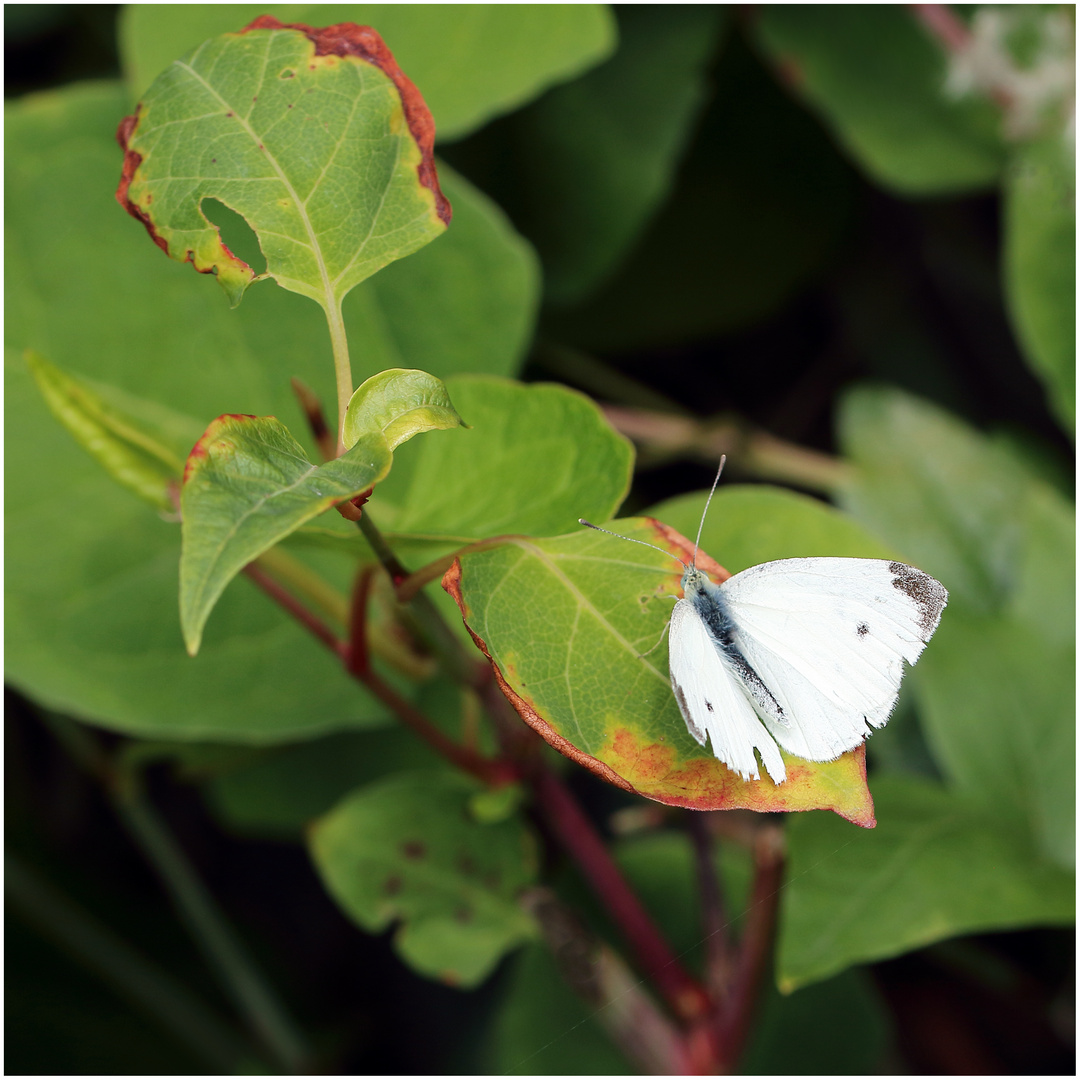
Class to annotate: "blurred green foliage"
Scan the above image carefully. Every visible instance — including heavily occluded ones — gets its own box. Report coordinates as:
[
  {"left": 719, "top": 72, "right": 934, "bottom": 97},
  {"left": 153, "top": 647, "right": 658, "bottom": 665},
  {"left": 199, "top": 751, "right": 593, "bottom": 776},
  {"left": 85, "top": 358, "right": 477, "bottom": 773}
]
[{"left": 6, "top": 4, "right": 1073, "bottom": 1075}]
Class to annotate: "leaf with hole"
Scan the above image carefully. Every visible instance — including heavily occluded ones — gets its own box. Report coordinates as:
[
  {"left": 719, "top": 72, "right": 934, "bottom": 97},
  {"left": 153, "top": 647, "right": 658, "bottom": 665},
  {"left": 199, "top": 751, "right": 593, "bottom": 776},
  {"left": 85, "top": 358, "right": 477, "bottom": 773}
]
[
  {"left": 308, "top": 769, "right": 539, "bottom": 987},
  {"left": 118, "top": 17, "right": 449, "bottom": 308}
]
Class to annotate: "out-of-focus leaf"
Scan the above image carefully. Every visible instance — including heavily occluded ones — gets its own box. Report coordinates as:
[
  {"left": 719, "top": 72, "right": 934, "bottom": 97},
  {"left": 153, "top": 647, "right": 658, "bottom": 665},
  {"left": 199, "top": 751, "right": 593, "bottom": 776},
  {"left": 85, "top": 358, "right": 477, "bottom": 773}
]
[
  {"left": 26, "top": 351, "right": 189, "bottom": 509},
  {"left": 545, "top": 32, "right": 855, "bottom": 350},
  {"left": 445, "top": 520, "right": 875, "bottom": 824},
  {"left": 120, "top": 4, "right": 617, "bottom": 141},
  {"left": 1004, "top": 133, "right": 1075, "bottom": 433},
  {"left": 6, "top": 82, "right": 534, "bottom": 740},
  {"left": 839, "top": 385, "right": 1075, "bottom": 866},
  {"left": 308, "top": 770, "right": 538, "bottom": 987},
  {"left": 499, "top": 5, "right": 724, "bottom": 305},
  {"left": 752, "top": 5, "right": 1004, "bottom": 194},
  {"left": 740, "top": 968, "right": 891, "bottom": 1074},
  {"left": 119, "top": 18, "right": 448, "bottom": 308},
  {"left": 342, "top": 367, "right": 465, "bottom": 452},
  {"left": 179, "top": 415, "right": 393, "bottom": 655},
  {"left": 777, "top": 774, "right": 1074, "bottom": 991}
]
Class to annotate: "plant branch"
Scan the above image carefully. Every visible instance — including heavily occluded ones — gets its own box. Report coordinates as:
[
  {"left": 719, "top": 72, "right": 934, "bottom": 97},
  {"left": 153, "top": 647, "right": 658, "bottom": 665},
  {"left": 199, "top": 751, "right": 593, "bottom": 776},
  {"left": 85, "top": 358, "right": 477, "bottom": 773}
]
[
  {"left": 531, "top": 767, "right": 709, "bottom": 1024},
  {"left": 243, "top": 561, "right": 346, "bottom": 657},
  {"left": 688, "top": 811, "right": 731, "bottom": 1003},
  {"left": 601, "top": 405, "right": 850, "bottom": 495},
  {"left": 290, "top": 375, "right": 336, "bottom": 462},
  {"left": 346, "top": 565, "right": 512, "bottom": 786},
  {"left": 521, "top": 886, "right": 693, "bottom": 1075},
  {"left": 715, "top": 823, "right": 786, "bottom": 1071},
  {"left": 6, "top": 852, "right": 258, "bottom": 1074}
]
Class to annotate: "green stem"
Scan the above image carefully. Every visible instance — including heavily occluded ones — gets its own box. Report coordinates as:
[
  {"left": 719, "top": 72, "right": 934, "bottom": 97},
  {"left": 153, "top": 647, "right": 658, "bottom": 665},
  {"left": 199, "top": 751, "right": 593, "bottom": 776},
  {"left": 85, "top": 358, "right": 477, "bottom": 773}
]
[
  {"left": 6, "top": 853, "right": 257, "bottom": 1074},
  {"left": 40, "top": 713, "right": 311, "bottom": 1075},
  {"left": 115, "top": 794, "right": 310, "bottom": 1074},
  {"left": 325, "top": 297, "right": 353, "bottom": 454}
]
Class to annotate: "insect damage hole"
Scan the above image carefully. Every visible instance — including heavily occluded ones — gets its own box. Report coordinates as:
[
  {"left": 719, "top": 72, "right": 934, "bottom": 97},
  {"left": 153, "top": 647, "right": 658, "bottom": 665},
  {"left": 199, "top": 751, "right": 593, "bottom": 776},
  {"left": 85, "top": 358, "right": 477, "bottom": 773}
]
[{"left": 199, "top": 198, "right": 267, "bottom": 275}]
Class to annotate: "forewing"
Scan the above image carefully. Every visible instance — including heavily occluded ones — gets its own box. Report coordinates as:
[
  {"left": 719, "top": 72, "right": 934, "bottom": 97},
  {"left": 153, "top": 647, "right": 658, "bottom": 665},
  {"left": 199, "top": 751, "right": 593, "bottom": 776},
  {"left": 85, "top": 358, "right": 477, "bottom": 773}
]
[
  {"left": 720, "top": 558, "right": 947, "bottom": 762},
  {"left": 668, "top": 600, "right": 786, "bottom": 783}
]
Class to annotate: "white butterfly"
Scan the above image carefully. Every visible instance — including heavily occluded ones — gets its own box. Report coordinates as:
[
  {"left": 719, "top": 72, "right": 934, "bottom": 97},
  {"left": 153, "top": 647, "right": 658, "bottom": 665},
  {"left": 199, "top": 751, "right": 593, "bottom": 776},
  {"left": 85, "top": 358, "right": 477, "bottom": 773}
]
[{"left": 581, "top": 459, "right": 947, "bottom": 785}]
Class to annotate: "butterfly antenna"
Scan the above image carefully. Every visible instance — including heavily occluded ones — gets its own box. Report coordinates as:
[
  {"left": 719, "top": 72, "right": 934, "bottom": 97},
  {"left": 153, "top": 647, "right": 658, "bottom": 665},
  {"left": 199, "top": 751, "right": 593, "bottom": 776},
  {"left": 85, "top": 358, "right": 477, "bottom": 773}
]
[
  {"left": 691, "top": 455, "right": 726, "bottom": 569},
  {"left": 578, "top": 520, "right": 686, "bottom": 568}
]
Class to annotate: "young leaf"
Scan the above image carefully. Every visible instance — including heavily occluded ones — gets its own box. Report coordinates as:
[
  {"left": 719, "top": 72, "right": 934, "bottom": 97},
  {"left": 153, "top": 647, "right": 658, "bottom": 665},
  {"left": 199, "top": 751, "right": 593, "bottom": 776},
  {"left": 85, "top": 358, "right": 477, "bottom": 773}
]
[
  {"left": 180, "top": 415, "right": 392, "bottom": 655},
  {"left": 117, "top": 17, "right": 449, "bottom": 308},
  {"left": 342, "top": 367, "right": 466, "bottom": 451},
  {"left": 25, "top": 350, "right": 190, "bottom": 509},
  {"left": 777, "top": 774, "right": 1074, "bottom": 991},
  {"left": 308, "top": 770, "right": 539, "bottom": 988},
  {"left": 443, "top": 520, "right": 875, "bottom": 826}
]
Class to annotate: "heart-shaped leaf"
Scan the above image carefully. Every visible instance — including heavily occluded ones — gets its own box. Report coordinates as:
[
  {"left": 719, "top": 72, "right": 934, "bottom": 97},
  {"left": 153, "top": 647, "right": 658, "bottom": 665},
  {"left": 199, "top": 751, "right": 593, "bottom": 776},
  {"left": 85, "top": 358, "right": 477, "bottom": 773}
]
[
  {"left": 308, "top": 769, "right": 539, "bottom": 987},
  {"left": 342, "top": 367, "right": 465, "bottom": 451},
  {"left": 180, "top": 415, "right": 392, "bottom": 654},
  {"left": 118, "top": 16, "right": 449, "bottom": 308},
  {"left": 443, "top": 520, "right": 875, "bottom": 825}
]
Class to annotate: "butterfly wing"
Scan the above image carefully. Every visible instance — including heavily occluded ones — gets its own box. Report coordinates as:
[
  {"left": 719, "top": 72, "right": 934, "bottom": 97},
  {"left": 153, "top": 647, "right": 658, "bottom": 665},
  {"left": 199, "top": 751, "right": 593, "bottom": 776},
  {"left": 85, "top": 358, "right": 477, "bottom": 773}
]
[
  {"left": 668, "top": 598, "right": 786, "bottom": 783},
  {"left": 720, "top": 558, "right": 947, "bottom": 762}
]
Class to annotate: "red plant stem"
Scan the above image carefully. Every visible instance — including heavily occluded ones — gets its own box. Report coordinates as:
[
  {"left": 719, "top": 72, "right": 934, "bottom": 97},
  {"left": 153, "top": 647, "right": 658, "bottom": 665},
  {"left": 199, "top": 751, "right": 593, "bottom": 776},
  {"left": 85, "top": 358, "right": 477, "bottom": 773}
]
[
  {"left": 531, "top": 767, "right": 709, "bottom": 1024},
  {"left": 688, "top": 812, "right": 731, "bottom": 1002},
  {"left": 716, "top": 826, "right": 785, "bottom": 1070},
  {"left": 910, "top": 3, "right": 971, "bottom": 53},
  {"left": 242, "top": 563, "right": 344, "bottom": 656},
  {"left": 346, "top": 566, "right": 511, "bottom": 787}
]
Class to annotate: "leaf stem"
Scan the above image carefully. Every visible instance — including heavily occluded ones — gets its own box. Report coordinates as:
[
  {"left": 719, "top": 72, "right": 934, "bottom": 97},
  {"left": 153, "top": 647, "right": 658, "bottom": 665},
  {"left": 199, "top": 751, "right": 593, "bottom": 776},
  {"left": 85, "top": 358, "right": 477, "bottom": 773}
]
[
  {"left": 688, "top": 811, "right": 732, "bottom": 1002},
  {"left": 244, "top": 561, "right": 346, "bottom": 654},
  {"left": 531, "top": 767, "right": 710, "bottom": 1024},
  {"left": 324, "top": 297, "right": 353, "bottom": 455},
  {"left": 6, "top": 852, "right": 258, "bottom": 1073}
]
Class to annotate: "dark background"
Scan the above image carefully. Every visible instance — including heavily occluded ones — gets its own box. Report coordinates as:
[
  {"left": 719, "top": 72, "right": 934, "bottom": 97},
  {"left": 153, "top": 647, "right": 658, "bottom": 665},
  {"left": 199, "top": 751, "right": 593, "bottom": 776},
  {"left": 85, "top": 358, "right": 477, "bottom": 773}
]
[{"left": 6, "top": 5, "right": 1074, "bottom": 1074}]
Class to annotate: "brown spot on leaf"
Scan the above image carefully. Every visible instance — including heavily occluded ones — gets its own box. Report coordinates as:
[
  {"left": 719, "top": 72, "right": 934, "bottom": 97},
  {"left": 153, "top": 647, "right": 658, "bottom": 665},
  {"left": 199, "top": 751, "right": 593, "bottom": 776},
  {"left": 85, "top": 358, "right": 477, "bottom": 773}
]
[
  {"left": 457, "top": 854, "right": 476, "bottom": 877},
  {"left": 240, "top": 15, "right": 451, "bottom": 225},
  {"left": 115, "top": 110, "right": 168, "bottom": 255},
  {"left": 401, "top": 840, "right": 425, "bottom": 860},
  {"left": 383, "top": 875, "right": 402, "bottom": 896},
  {"left": 454, "top": 905, "right": 473, "bottom": 924}
]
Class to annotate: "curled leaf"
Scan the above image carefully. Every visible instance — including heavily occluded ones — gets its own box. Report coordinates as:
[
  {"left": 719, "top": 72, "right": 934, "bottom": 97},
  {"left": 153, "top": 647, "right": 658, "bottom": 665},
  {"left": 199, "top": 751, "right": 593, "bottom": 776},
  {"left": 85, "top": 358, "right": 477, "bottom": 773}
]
[{"left": 342, "top": 367, "right": 466, "bottom": 452}]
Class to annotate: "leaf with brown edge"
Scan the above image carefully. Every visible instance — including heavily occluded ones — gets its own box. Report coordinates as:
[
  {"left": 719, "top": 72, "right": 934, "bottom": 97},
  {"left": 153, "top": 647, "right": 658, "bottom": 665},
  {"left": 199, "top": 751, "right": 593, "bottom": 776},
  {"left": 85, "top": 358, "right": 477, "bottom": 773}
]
[
  {"left": 443, "top": 520, "right": 875, "bottom": 827},
  {"left": 117, "top": 16, "right": 449, "bottom": 308},
  {"left": 180, "top": 414, "right": 392, "bottom": 656}
]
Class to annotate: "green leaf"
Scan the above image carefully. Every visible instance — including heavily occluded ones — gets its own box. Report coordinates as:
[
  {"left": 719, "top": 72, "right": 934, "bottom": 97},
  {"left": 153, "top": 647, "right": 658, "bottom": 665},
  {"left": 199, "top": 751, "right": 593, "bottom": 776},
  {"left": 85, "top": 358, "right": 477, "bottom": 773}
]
[
  {"left": 739, "top": 968, "right": 891, "bottom": 1074},
  {"left": 308, "top": 770, "right": 539, "bottom": 987},
  {"left": 342, "top": 367, "right": 465, "bottom": 451},
  {"left": 7, "top": 353, "right": 391, "bottom": 742},
  {"left": 119, "top": 18, "right": 449, "bottom": 308},
  {"left": 373, "top": 376, "right": 634, "bottom": 544},
  {"left": 1004, "top": 134, "right": 1075, "bottom": 433},
  {"left": 752, "top": 6, "right": 1004, "bottom": 195},
  {"left": 502, "top": 5, "right": 725, "bottom": 305},
  {"left": 777, "top": 774, "right": 1074, "bottom": 991},
  {"left": 543, "top": 31, "right": 855, "bottom": 351},
  {"left": 25, "top": 350, "right": 190, "bottom": 510},
  {"left": 120, "top": 4, "right": 617, "bottom": 142},
  {"left": 838, "top": 385, "right": 1075, "bottom": 866},
  {"left": 179, "top": 414, "right": 392, "bottom": 655},
  {"left": 6, "top": 81, "right": 532, "bottom": 742},
  {"left": 444, "top": 519, "right": 875, "bottom": 824}
]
